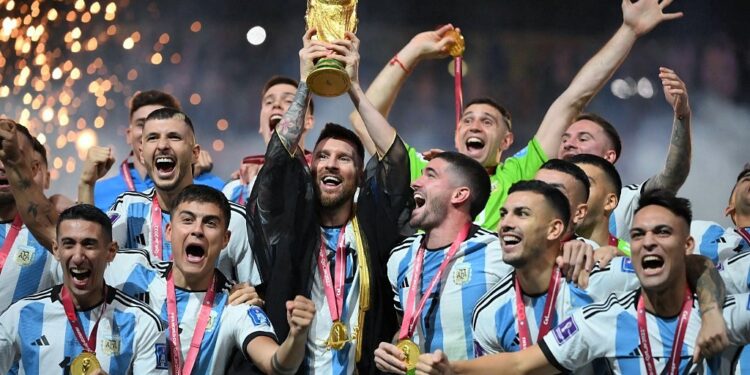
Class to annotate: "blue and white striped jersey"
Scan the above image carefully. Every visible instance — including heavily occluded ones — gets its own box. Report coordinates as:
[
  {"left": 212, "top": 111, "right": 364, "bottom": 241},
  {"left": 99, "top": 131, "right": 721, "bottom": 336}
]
[
  {"left": 107, "top": 189, "right": 260, "bottom": 285},
  {"left": 472, "top": 257, "right": 639, "bottom": 356},
  {"left": 0, "top": 223, "right": 61, "bottom": 313},
  {"left": 221, "top": 179, "right": 255, "bottom": 205},
  {"left": 387, "top": 225, "right": 512, "bottom": 360},
  {"left": 609, "top": 182, "right": 644, "bottom": 242},
  {"left": 0, "top": 285, "right": 167, "bottom": 375},
  {"left": 539, "top": 290, "right": 750, "bottom": 374},
  {"left": 105, "top": 250, "right": 277, "bottom": 374},
  {"left": 691, "top": 220, "right": 749, "bottom": 264},
  {"left": 306, "top": 224, "right": 361, "bottom": 375}
]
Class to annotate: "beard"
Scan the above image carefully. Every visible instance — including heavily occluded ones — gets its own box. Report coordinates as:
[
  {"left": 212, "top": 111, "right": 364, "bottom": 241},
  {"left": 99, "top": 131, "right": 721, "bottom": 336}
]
[
  {"left": 409, "top": 198, "right": 448, "bottom": 231},
  {"left": 0, "top": 192, "right": 14, "bottom": 206},
  {"left": 315, "top": 181, "right": 357, "bottom": 211}
]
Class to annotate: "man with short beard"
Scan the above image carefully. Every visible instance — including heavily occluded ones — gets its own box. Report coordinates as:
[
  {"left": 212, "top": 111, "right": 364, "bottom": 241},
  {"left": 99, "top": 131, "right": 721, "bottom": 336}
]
[
  {"left": 374, "top": 151, "right": 512, "bottom": 373},
  {"left": 92, "top": 90, "right": 223, "bottom": 211},
  {"left": 246, "top": 29, "right": 413, "bottom": 374}
]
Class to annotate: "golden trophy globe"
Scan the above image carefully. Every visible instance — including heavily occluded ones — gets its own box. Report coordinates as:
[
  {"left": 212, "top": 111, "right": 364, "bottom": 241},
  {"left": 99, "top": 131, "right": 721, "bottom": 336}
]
[{"left": 305, "top": 0, "right": 358, "bottom": 97}]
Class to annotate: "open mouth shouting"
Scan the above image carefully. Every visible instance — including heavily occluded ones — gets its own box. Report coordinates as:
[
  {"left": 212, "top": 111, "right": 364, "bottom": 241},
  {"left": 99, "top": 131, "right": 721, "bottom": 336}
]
[
  {"left": 269, "top": 114, "right": 283, "bottom": 130},
  {"left": 185, "top": 243, "right": 207, "bottom": 264},
  {"left": 413, "top": 192, "right": 426, "bottom": 209},
  {"left": 640, "top": 254, "right": 665, "bottom": 276},
  {"left": 154, "top": 155, "right": 177, "bottom": 178},
  {"left": 463, "top": 136, "right": 486, "bottom": 160},
  {"left": 69, "top": 266, "right": 93, "bottom": 289}
]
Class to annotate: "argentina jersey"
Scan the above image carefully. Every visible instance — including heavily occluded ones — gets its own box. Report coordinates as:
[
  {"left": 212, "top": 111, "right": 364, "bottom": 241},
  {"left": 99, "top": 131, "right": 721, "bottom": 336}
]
[
  {"left": 691, "top": 220, "right": 749, "bottom": 264},
  {"left": 387, "top": 225, "right": 512, "bottom": 360},
  {"left": 107, "top": 189, "right": 260, "bottom": 285},
  {"left": 609, "top": 182, "right": 644, "bottom": 242},
  {"left": 108, "top": 259, "right": 276, "bottom": 373},
  {"left": 221, "top": 179, "right": 255, "bottom": 205},
  {"left": 718, "top": 252, "right": 750, "bottom": 374},
  {"left": 0, "top": 285, "right": 167, "bottom": 375},
  {"left": 537, "top": 290, "right": 750, "bottom": 374},
  {"left": 307, "top": 223, "right": 361, "bottom": 375},
  {"left": 471, "top": 257, "right": 639, "bottom": 357},
  {"left": 0, "top": 223, "right": 61, "bottom": 313}
]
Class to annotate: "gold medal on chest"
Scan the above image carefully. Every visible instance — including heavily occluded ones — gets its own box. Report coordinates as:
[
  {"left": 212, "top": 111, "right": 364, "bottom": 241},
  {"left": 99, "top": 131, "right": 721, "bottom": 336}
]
[
  {"left": 70, "top": 351, "right": 101, "bottom": 375},
  {"left": 325, "top": 320, "right": 350, "bottom": 350}
]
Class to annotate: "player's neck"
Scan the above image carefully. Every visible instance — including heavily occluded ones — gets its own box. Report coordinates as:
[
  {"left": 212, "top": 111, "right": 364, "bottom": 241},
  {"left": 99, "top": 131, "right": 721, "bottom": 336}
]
[
  {"left": 516, "top": 248, "right": 558, "bottom": 295},
  {"left": 0, "top": 203, "right": 18, "bottom": 221},
  {"left": 172, "top": 267, "right": 213, "bottom": 291},
  {"left": 66, "top": 284, "right": 106, "bottom": 310},
  {"left": 424, "top": 213, "right": 472, "bottom": 249},
  {"left": 155, "top": 180, "right": 191, "bottom": 212},
  {"left": 733, "top": 212, "right": 750, "bottom": 229},
  {"left": 318, "top": 201, "right": 353, "bottom": 227},
  {"left": 578, "top": 218, "right": 610, "bottom": 247},
  {"left": 641, "top": 279, "right": 688, "bottom": 317}
]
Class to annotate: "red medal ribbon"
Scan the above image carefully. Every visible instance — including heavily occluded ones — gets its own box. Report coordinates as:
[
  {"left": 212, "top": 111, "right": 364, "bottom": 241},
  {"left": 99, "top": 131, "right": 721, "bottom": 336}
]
[
  {"left": 454, "top": 57, "right": 464, "bottom": 131},
  {"left": 398, "top": 222, "right": 471, "bottom": 340},
  {"left": 735, "top": 227, "right": 750, "bottom": 248},
  {"left": 608, "top": 233, "right": 619, "bottom": 247},
  {"left": 0, "top": 214, "right": 23, "bottom": 272},
  {"left": 60, "top": 285, "right": 108, "bottom": 353},
  {"left": 317, "top": 226, "right": 348, "bottom": 322},
  {"left": 514, "top": 266, "right": 562, "bottom": 349},
  {"left": 120, "top": 155, "right": 136, "bottom": 192},
  {"left": 151, "top": 194, "right": 164, "bottom": 260},
  {"left": 166, "top": 270, "right": 216, "bottom": 375},
  {"left": 637, "top": 285, "right": 692, "bottom": 375}
]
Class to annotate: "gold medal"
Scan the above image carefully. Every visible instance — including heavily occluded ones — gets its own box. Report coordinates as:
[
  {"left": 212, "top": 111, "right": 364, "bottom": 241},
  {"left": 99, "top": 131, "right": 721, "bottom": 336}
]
[
  {"left": 396, "top": 339, "right": 420, "bottom": 372},
  {"left": 70, "top": 352, "right": 101, "bottom": 375},
  {"left": 445, "top": 29, "right": 465, "bottom": 58},
  {"left": 325, "top": 320, "right": 350, "bottom": 350}
]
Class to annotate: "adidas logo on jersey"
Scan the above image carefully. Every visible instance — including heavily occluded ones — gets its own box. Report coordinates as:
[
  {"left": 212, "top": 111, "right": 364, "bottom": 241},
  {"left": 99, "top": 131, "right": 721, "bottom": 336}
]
[
  {"left": 31, "top": 335, "right": 50, "bottom": 346},
  {"left": 400, "top": 277, "right": 410, "bottom": 289}
]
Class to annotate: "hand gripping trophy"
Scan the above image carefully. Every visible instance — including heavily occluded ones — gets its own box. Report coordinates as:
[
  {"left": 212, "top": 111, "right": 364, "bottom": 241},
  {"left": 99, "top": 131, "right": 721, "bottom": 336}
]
[{"left": 305, "top": 0, "right": 358, "bottom": 97}]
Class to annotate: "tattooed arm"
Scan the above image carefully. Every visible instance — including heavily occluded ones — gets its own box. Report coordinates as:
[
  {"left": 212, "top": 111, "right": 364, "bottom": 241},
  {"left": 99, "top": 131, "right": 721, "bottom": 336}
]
[
  {"left": 643, "top": 68, "right": 691, "bottom": 194},
  {"left": 0, "top": 119, "right": 57, "bottom": 251},
  {"left": 274, "top": 29, "right": 326, "bottom": 154},
  {"left": 686, "top": 254, "right": 730, "bottom": 361}
]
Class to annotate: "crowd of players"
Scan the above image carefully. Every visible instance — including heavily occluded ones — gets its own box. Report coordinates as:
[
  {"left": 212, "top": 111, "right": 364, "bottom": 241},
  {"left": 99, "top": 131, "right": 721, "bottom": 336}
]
[{"left": 0, "top": 0, "right": 749, "bottom": 374}]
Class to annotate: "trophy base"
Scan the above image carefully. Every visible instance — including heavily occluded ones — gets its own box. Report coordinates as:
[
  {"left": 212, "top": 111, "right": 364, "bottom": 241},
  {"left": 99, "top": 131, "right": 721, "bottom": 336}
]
[{"left": 307, "top": 58, "right": 350, "bottom": 97}]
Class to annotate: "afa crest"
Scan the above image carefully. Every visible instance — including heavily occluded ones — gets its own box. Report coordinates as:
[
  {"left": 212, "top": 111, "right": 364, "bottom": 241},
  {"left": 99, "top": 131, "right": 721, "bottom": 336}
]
[{"left": 452, "top": 264, "right": 472, "bottom": 285}]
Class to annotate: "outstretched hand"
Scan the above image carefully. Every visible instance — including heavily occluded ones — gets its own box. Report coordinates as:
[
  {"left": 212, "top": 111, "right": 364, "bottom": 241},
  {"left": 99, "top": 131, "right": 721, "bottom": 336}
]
[
  {"left": 406, "top": 24, "right": 460, "bottom": 61},
  {"left": 622, "top": 0, "right": 683, "bottom": 37},
  {"left": 659, "top": 67, "right": 690, "bottom": 118}
]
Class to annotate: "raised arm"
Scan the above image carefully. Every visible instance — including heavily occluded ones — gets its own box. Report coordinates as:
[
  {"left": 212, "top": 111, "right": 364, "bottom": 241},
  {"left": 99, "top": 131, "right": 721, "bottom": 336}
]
[
  {"left": 534, "top": 0, "right": 683, "bottom": 156},
  {"left": 0, "top": 119, "right": 56, "bottom": 250},
  {"left": 326, "top": 33, "right": 400, "bottom": 156},
  {"left": 348, "top": 25, "right": 458, "bottom": 156},
  {"left": 78, "top": 146, "right": 115, "bottom": 205},
  {"left": 275, "top": 28, "right": 325, "bottom": 154},
  {"left": 643, "top": 67, "right": 691, "bottom": 193}
]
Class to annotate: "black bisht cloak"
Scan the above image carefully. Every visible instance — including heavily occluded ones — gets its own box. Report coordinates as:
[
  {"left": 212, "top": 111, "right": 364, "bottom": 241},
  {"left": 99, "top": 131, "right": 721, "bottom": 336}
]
[{"left": 245, "top": 133, "right": 413, "bottom": 374}]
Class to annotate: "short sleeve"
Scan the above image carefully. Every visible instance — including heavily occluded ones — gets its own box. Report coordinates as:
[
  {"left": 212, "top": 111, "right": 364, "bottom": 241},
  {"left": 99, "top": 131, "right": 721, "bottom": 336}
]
[
  {"left": 0, "top": 305, "right": 20, "bottom": 374},
  {"left": 719, "top": 253, "right": 750, "bottom": 294},
  {"left": 235, "top": 305, "right": 278, "bottom": 361},
  {"left": 586, "top": 257, "right": 640, "bottom": 301},
  {"left": 107, "top": 198, "right": 130, "bottom": 248},
  {"left": 131, "top": 313, "right": 169, "bottom": 375},
  {"left": 722, "top": 294, "right": 750, "bottom": 346},
  {"left": 538, "top": 303, "right": 612, "bottom": 373},
  {"left": 611, "top": 182, "right": 646, "bottom": 241}
]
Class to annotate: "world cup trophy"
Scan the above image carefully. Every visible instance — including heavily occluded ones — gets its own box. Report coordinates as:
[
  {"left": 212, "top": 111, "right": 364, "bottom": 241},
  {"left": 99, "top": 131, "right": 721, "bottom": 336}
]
[{"left": 305, "top": 0, "right": 358, "bottom": 97}]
